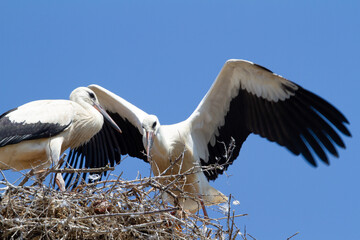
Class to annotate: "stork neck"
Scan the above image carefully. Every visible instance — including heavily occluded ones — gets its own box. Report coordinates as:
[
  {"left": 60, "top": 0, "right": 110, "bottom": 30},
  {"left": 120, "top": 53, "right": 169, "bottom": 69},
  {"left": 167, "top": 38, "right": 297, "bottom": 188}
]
[
  {"left": 149, "top": 127, "right": 168, "bottom": 158},
  {"left": 68, "top": 102, "right": 104, "bottom": 148}
]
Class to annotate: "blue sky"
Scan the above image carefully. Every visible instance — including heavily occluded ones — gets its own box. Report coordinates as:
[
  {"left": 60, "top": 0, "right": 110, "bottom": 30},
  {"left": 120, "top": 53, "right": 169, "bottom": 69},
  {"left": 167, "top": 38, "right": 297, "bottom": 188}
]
[{"left": 0, "top": 1, "right": 359, "bottom": 239}]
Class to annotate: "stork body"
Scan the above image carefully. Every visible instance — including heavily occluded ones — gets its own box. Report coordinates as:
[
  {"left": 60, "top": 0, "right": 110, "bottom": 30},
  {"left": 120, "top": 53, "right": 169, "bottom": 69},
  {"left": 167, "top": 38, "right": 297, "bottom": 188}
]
[
  {"left": 65, "top": 59, "right": 351, "bottom": 214},
  {"left": 0, "top": 87, "right": 121, "bottom": 190},
  {"left": 143, "top": 120, "right": 228, "bottom": 211}
]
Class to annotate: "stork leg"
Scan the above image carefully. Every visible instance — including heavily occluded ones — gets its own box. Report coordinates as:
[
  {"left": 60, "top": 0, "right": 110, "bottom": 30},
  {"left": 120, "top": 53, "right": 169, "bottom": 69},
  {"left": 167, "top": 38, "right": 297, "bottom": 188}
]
[
  {"left": 55, "top": 173, "right": 66, "bottom": 191},
  {"left": 33, "top": 166, "right": 65, "bottom": 191},
  {"left": 35, "top": 171, "right": 46, "bottom": 188},
  {"left": 48, "top": 137, "right": 66, "bottom": 191},
  {"left": 199, "top": 195, "right": 209, "bottom": 219}
]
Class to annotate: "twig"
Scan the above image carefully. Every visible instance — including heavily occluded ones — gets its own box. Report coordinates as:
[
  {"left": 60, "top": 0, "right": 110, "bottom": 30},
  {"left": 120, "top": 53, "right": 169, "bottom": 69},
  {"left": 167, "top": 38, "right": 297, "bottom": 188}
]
[
  {"left": 51, "top": 166, "right": 115, "bottom": 174},
  {"left": 287, "top": 232, "right": 300, "bottom": 240},
  {"left": 18, "top": 169, "right": 35, "bottom": 187},
  {"left": 0, "top": 170, "right": 12, "bottom": 187},
  {"left": 76, "top": 207, "right": 180, "bottom": 220},
  {"left": 247, "top": 233, "right": 257, "bottom": 240},
  {"left": 216, "top": 214, "right": 248, "bottom": 220}
]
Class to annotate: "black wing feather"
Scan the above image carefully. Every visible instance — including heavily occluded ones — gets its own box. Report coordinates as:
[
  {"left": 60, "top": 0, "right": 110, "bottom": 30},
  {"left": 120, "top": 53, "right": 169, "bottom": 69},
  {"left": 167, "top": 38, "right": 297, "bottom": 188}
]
[
  {"left": 64, "top": 111, "right": 146, "bottom": 188},
  {"left": 0, "top": 108, "right": 71, "bottom": 147},
  {"left": 202, "top": 81, "right": 350, "bottom": 181}
]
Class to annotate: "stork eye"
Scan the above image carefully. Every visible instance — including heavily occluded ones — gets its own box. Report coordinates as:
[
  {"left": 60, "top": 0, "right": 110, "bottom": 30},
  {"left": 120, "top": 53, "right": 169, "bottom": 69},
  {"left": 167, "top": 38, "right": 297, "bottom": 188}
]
[
  {"left": 152, "top": 121, "right": 157, "bottom": 129},
  {"left": 88, "top": 92, "right": 96, "bottom": 99}
]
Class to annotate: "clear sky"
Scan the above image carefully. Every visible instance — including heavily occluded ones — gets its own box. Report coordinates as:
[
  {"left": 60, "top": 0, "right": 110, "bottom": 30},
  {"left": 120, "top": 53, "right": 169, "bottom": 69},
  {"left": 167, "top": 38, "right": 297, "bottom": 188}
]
[{"left": 0, "top": 1, "right": 359, "bottom": 239}]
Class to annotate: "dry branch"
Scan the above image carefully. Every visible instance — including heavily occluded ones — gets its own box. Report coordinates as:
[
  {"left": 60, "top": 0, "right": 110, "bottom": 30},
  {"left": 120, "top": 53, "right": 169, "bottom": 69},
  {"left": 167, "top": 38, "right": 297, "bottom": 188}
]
[{"left": 0, "top": 165, "right": 247, "bottom": 240}]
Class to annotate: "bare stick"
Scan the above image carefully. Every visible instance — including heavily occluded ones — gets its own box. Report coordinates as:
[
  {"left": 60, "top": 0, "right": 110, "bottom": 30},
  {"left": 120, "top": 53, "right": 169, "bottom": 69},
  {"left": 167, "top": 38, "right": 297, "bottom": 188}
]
[
  {"left": 287, "top": 232, "right": 300, "bottom": 240},
  {"left": 216, "top": 213, "right": 248, "bottom": 220},
  {"left": 18, "top": 169, "right": 36, "bottom": 187},
  {"left": 50, "top": 166, "right": 115, "bottom": 174},
  {"left": 76, "top": 207, "right": 180, "bottom": 220}
]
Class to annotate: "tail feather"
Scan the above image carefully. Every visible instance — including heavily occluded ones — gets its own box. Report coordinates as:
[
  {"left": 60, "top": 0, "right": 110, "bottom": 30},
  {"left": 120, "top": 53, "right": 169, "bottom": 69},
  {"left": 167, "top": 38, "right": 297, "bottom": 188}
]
[{"left": 202, "top": 185, "right": 228, "bottom": 206}]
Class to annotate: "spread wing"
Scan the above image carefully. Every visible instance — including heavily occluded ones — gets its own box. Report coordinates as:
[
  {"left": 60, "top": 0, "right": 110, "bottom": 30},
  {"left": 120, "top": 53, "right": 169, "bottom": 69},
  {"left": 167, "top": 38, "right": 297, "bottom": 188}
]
[{"left": 186, "top": 59, "right": 351, "bottom": 180}]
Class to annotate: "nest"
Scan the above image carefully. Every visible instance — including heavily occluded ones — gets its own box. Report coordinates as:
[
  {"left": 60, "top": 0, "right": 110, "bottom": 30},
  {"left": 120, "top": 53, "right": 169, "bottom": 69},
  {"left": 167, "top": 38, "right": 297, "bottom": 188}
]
[{"left": 0, "top": 165, "right": 248, "bottom": 240}]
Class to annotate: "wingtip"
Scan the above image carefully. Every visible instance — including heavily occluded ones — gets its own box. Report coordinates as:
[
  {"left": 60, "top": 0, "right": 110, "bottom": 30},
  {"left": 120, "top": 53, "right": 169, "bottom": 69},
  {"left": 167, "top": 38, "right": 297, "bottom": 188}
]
[
  {"left": 307, "top": 159, "right": 318, "bottom": 167},
  {"left": 340, "top": 117, "right": 351, "bottom": 136},
  {"left": 342, "top": 126, "right": 352, "bottom": 137}
]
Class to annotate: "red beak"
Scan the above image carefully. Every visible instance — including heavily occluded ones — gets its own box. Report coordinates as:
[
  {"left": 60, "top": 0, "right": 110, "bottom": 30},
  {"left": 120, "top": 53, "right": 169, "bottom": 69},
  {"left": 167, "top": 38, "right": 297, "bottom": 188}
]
[
  {"left": 146, "top": 131, "right": 154, "bottom": 159},
  {"left": 93, "top": 102, "right": 122, "bottom": 133}
]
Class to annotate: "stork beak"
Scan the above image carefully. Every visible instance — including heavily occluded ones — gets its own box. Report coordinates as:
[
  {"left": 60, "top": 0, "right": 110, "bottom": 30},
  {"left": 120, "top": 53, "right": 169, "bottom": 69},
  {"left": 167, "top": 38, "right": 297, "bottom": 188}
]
[
  {"left": 146, "top": 130, "right": 154, "bottom": 159},
  {"left": 93, "top": 102, "right": 122, "bottom": 133}
]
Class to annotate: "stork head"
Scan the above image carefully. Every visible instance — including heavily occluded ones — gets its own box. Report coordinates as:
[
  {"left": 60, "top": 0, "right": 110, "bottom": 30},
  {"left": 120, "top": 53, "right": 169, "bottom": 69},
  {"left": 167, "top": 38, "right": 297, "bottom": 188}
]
[
  {"left": 70, "top": 87, "right": 122, "bottom": 133},
  {"left": 70, "top": 87, "right": 105, "bottom": 108},
  {"left": 142, "top": 115, "right": 160, "bottom": 159}
]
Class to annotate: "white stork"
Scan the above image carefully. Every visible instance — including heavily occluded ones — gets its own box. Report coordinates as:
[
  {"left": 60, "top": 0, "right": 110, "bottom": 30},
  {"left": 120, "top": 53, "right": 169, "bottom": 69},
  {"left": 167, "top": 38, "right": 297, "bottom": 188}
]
[
  {"left": 64, "top": 59, "right": 351, "bottom": 216},
  {"left": 0, "top": 87, "right": 121, "bottom": 191}
]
